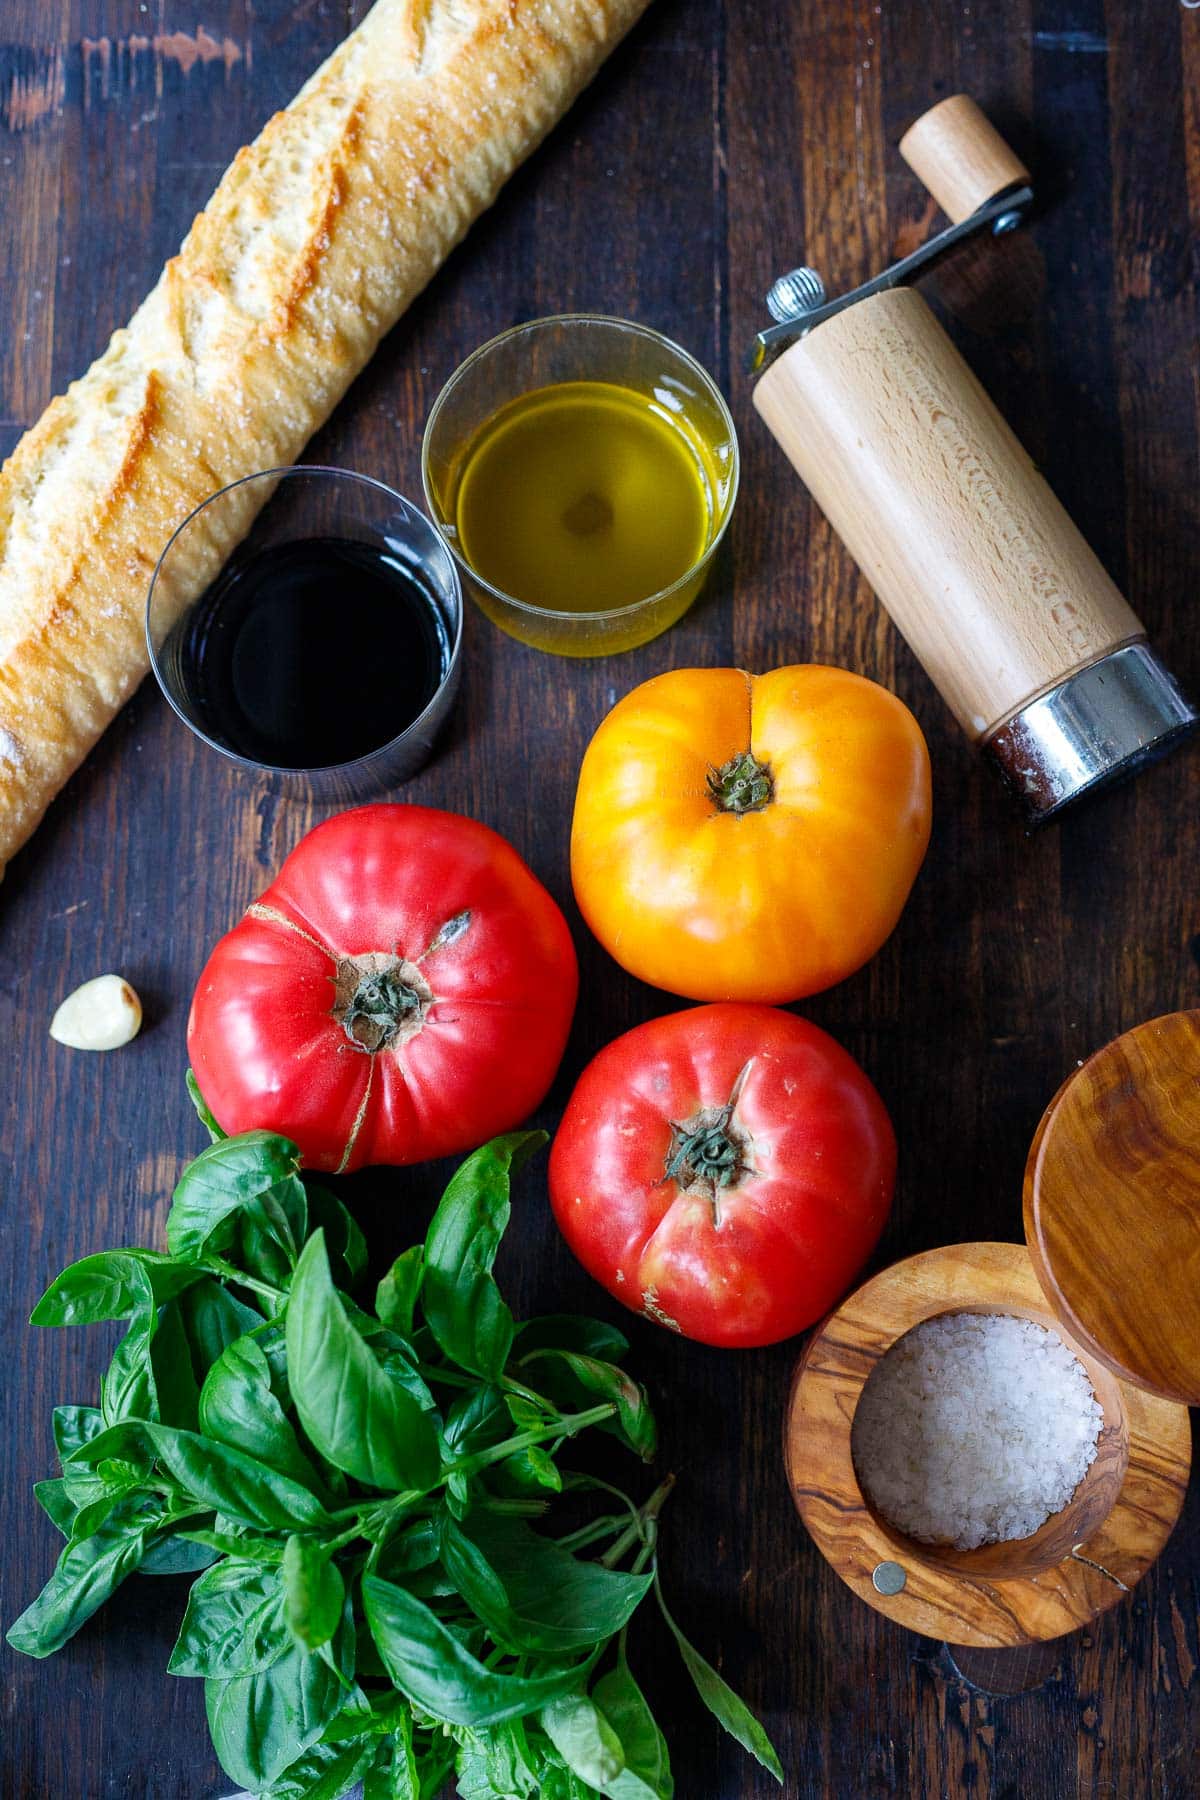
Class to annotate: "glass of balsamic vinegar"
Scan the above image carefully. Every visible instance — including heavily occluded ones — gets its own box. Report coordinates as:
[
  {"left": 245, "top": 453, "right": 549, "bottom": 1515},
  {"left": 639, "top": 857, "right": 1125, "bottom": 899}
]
[{"left": 147, "top": 466, "right": 462, "bottom": 799}]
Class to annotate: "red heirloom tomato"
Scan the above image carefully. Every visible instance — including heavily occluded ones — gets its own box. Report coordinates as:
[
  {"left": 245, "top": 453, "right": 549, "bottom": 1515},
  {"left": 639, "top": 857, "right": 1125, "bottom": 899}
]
[
  {"left": 188, "top": 805, "right": 578, "bottom": 1173},
  {"left": 549, "top": 1004, "right": 895, "bottom": 1348}
]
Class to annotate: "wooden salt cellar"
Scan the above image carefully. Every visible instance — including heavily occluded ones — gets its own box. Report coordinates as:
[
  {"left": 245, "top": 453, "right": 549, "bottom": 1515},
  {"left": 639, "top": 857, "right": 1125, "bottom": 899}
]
[{"left": 785, "top": 1012, "right": 1199, "bottom": 1646}]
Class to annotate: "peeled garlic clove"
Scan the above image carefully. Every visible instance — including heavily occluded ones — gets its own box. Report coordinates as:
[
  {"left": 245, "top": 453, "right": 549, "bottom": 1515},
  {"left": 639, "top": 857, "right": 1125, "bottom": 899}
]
[{"left": 49, "top": 975, "right": 143, "bottom": 1051}]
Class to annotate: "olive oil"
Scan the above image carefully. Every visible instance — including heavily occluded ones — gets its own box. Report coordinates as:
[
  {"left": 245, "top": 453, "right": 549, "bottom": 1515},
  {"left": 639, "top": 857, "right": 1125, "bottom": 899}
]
[{"left": 451, "top": 380, "right": 718, "bottom": 618}]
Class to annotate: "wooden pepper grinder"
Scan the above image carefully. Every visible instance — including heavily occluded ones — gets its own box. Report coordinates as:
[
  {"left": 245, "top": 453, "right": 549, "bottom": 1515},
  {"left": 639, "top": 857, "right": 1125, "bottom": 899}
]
[{"left": 751, "top": 95, "right": 1198, "bottom": 824}]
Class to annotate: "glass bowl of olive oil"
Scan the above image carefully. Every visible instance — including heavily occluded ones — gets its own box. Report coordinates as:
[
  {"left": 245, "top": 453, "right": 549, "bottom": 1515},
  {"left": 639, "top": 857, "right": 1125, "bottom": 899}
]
[{"left": 421, "top": 315, "right": 738, "bottom": 656}]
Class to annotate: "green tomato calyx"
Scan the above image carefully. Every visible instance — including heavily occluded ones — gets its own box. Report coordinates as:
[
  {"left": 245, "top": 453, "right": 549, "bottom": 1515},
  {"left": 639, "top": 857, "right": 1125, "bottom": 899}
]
[
  {"left": 665, "top": 1069, "right": 757, "bottom": 1220},
  {"left": 333, "top": 955, "right": 433, "bottom": 1052},
  {"left": 706, "top": 749, "right": 773, "bottom": 815}
]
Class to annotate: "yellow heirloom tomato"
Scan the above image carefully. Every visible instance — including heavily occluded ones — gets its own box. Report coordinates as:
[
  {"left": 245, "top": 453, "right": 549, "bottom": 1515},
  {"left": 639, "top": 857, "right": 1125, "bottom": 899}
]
[{"left": 570, "top": 665, "right": 932, "bottom": 1003}]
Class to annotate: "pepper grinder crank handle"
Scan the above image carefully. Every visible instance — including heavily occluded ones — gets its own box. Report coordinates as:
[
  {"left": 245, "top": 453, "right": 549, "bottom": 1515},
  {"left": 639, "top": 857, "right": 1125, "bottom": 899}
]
[{"left": 751, "top": 94, "right": 1198, "bottom": 824}]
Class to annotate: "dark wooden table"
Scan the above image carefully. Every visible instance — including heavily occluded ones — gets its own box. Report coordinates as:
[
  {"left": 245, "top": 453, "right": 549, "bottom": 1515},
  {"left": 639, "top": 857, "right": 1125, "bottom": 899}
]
[{"left": 3, "top": 2, "right": 1199, "bottom": 1795}]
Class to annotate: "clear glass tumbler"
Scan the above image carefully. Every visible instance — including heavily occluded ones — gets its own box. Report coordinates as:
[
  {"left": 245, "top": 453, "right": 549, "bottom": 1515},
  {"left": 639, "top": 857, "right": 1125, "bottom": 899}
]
[
  {"left": 422, "top": 315, "right": 739, "bottom": 657},
  {"left": 146, "top": 466, "right": 462, "bottom": 802}
]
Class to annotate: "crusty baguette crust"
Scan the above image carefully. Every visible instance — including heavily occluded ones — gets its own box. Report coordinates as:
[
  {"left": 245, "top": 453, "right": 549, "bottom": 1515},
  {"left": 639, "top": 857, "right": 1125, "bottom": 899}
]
[{"left": 0, "top": 0, "right": 649, "bottom": 877}]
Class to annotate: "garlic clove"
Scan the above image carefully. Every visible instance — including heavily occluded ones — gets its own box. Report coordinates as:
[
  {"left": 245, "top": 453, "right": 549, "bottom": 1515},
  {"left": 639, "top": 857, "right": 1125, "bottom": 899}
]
[{"left": 49, "top": 975, "right": 143, "bottom": 1051}]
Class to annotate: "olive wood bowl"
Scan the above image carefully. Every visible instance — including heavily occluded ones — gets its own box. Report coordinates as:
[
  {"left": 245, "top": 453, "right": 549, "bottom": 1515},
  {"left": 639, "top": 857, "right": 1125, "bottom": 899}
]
[{"left": 784, "top": 1242, "right": 1191, "bottom": 1646}]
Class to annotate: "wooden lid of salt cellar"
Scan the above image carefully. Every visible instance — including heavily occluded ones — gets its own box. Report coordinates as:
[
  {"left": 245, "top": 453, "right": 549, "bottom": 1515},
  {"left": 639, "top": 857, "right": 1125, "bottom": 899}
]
[{"left": 1024, "top": 1009, "right": 1200, "bottom": 1406}]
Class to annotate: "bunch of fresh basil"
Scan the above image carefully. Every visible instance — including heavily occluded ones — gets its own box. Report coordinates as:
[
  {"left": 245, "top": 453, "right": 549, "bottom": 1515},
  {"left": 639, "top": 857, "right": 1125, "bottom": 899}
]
[{"left": 8, "top": 1083, "right": 782, "bottom": 1798}]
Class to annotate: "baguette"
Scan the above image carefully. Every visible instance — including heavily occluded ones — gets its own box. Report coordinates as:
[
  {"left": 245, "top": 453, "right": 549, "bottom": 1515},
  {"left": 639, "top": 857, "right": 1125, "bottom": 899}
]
[{"left": 0, "top": 0, "right": 650, "bottom": 879}]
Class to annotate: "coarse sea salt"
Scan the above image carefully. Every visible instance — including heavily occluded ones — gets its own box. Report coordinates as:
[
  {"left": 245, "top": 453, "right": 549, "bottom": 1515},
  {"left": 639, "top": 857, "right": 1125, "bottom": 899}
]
[{"left": 851, "top": 1311, "right": 1104, "bottom": 1551}]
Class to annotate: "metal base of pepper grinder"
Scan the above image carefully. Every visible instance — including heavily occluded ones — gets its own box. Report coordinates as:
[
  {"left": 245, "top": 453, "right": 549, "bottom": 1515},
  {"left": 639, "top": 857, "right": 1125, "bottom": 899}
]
[{"left": 984, "top": 641, "right": 1199, "bottom": 826}]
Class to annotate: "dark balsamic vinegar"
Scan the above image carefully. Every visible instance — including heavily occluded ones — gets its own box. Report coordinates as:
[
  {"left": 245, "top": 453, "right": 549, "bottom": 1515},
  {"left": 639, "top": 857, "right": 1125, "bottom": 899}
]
[{"left": 170, "top": 537, "right": 449, "bottom": 768}]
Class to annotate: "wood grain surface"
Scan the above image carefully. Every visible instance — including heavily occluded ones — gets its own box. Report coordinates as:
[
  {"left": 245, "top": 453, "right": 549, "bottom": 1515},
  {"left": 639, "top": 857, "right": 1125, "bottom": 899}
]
[{"left": 2, "top": 2, "right": 1199, "bottom": 1797}]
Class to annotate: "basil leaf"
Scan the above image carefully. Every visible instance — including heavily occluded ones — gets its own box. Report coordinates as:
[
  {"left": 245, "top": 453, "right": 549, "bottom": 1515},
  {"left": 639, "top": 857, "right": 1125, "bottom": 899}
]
[
  {"left": 167, "top": 1131, "right": 301, "bottom": 1262},
  {"left": 34, "top": 1477, "right": 76, "bottom": 1537},
  {"left": 593, "top": 1657, "right": 673, "bottom": 1799},
  {"left": 517, "top": 1317, "right": 630, "bottom": 1364},
  {"left": 237, "top": 1224, "right": 294, "bottom": 1294},
  {"left": 59, "top": 1458, "right": 115, "bottom": 1517},
  {"left": 287, "top": 1234, "right": 440, "bottom": 1493},
  {"left": 282, "top": 1535, "right": 344, "bottom": 1651},
  {"left": 444, "top": 1515, "right": 650, "bottom": 1656},
  {"left": 91, "top": 1455, "right": 146, "bottom": 1489},
  {"left": 102, "top": 1314, "right": 157, "bottom": 1426},
  {"left": 169, "top": 1558, "right": 290, "bottom": 1677},
  {"left": 58, "top": 1446, "right": 154, "bottom": 1543},
  {"left": 307, "top": 1183, "right": 368, "bottom": 1288},
  {"left": 150, "top": 1300, "right": 201, "bottom": 1431},
  {"left": 320, "top": 1587, "right": 358, "bottom": 1685},
  {"left": 385, "top": 1564, "right": 456, "bottom": 1602},
  {"left": 53, "top": 1453, "right": 105, "bottom": 1514},
  {"left": 385, "top": 1716, "right": 421, "bottom": 1800},
  {"left": 187, "top": 1068, "right": 227, "bottom": 1142},
  {"left": 505, "top": 1393, "right": 551, "bottom": 1431},
  {"left": 52, "top": 1404, "right": 104, "bottom": 1461},
  {"left": 456, "top": 1722, "right": 538, "bottom": 1799},
  {"left": 373, "top": 1519, "right": 442, "bottom": 1587},
  {"left": 239, "top": 1175, "right": 310, "bottom": 1286},
  {"left": 259, "top": 1174, "right": 308, "bottom": 1259},
  {"left": 542, "top": 1759, "right": 606, "bottom": 1800},
  {"left": 249, "top": 1315, "right": 292, "bottom": 1402},
  {"left": 200, "top": 1335, "right": 327, "bottom": 1498},
  {"left": 521, "top": 1352, "right": 656, "bottom": 1462},
  {"left": 370, "top": 1339, "right": 437, "bottom": 1414},
  {"left": 320, "top": 1687, "right": 408, "bottom": 1743},
  {"left": 61, "top": 1420, "right": 152, "bottom": 1470},
  {"left": 362, "top": 1576, "right": 587, "bottom": 1727},
  {"left": 453, "top": 1739, "right": 498, "bottom": 1800},
  {"left": 492, "top": 1448, "right": 564, "bottom": 1497},
  {"left": 376, "top": 1247, "right": 423, "bottom": 1337},
  {"left": 654, "top": 1580, "right": 782, "bottom": 1783},
  {"left": 365, "top": 1713, "right": 436, "bottom": 1800},
  {"left": 6, "top": 1490, "right": 164, "bottom": 1657},
  {"left": 177, "top": 1277, "right": 264, "bottom": 1374},
  {"left": 31, "top": 1250, "right": 202, "bottom": 1328},
  {"left": 179, "top": 1527, "right": 287, "bottom": 1565},
  {"left": 540, "top": 1695, "right": 625, "bottom": 1788},
  {"left": 443, "top": 1386, "right": 509, "bottom": 1458},
  {"left": 205, "top": 1640, "right": 348, "bottom": 1791},
  {"left": 422, "top": 1132, "right": 546, "bottom": 1379},
  {"left": 67, "top": 1489, "right": 142, "bottom": 1547},
  {"left": 437, "top": 1517, "right": 511, "bottom": 1627},
  {"left": 146, "top": 1425, "right": 332, "bottom": 1530},
  {"left": 138, "top": 1531, "right": 219, "bottom": 1576},
  {"left": 445, "top": 1473, "right": 472, "bottom": 1520},
  {"left": 262, "top": 1734, "right": 377, "bottom": 1800}
]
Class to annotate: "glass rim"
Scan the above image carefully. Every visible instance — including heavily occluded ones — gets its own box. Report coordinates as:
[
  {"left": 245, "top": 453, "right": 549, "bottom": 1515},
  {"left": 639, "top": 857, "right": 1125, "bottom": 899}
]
[
  {"left": 145, "top": 463, "right": 463, "bottom": 779},
  {"left": 420, "top": 312, "right": 740, "bottom": 625}
]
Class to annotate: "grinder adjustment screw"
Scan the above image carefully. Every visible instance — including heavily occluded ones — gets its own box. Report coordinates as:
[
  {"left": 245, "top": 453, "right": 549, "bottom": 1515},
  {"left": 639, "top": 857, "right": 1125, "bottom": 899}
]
[{"left": 765, "top": 266, "right": 828, "bottom": 323}]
